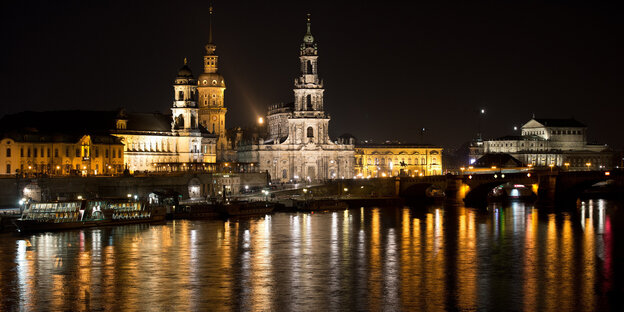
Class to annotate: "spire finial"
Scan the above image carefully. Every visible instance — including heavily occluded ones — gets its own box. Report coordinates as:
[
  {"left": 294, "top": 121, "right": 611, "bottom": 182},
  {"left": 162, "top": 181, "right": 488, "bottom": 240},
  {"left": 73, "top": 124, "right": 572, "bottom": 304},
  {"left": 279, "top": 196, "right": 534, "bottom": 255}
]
[
  {"left": 306, "top": 13, "right": 311, "bottom": 34},
  {"left": 184, "top": 57, "right": 187, "bottom": 65},
  {"left": 532, "top": 113, "right": 535, "bottom": 119},
  {"left": 209, "top": 5, "right": 214, "bottom": 44}
]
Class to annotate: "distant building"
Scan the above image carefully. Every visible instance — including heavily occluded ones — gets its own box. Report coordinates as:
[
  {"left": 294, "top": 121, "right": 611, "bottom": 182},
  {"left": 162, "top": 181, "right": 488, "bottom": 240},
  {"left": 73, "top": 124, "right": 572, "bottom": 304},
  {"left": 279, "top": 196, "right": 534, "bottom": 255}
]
[
  {"left": 0, "top": 131, "right": 124, "bottom": 176},
  {"left": 471, "top": 117, "right": 612, "bottom": 170},
  {"left": 354, "top": 143, "right": 443, "bottom": 177},
  {"left": 237, "top": 16, "right": 354, "bottom": 182}
]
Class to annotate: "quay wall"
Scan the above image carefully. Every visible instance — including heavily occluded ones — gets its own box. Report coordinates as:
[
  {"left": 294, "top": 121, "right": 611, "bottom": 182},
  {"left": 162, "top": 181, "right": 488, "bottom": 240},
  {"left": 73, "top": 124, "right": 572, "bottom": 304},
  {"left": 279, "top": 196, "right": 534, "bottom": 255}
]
[{"left": 0, "top": 172, "right": 269, "bottom": 207}]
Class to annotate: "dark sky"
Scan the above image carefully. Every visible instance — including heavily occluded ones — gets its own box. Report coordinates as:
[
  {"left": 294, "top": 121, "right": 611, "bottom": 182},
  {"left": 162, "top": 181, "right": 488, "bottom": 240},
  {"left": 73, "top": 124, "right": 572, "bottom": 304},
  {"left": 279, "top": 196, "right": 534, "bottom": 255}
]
[{"left": 1, "top": 0, "right": 622, "bottom": 151}]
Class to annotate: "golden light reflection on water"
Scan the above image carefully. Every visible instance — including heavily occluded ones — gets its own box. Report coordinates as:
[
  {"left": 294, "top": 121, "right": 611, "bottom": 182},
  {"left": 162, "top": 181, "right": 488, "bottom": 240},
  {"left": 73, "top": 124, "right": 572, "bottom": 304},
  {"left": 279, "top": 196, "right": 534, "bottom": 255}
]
[
  {"left": 457, "top": 207, "right": 477, "bottom": 311},
  {"left": 523, "top": 207, "right": 538, "bottom": 312},
  {"left": 0, "top": 201, "right": 618, "bottom": 311}
]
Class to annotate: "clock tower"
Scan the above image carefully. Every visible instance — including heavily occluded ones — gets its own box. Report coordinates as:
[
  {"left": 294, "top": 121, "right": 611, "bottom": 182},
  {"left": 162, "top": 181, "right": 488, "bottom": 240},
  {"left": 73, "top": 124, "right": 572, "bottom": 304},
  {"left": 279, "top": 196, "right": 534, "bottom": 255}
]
[{"left": 197, "top": 6, "right": 228, "bottom": 158}]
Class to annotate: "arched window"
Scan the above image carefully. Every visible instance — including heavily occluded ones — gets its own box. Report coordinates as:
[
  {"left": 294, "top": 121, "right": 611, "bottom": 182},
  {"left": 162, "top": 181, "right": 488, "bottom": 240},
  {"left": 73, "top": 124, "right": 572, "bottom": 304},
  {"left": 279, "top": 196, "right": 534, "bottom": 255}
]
[
  {"left": 307, "top": 60, "right": 313, "bottom": 74},
  {"left": 178, "top": 91, "right": 184, "bottom": 101},
  {"left": 176, "top": 115, "right": 184, "bottom": 129},
  {"left": 282, "top": 169, "right": 287, "bottom": 179},
  {"left": 306, "top": 94, "right": 313, "bottom": 110},
  {"left": 307, "top": 127, "right": 314, "bottom": 138}
]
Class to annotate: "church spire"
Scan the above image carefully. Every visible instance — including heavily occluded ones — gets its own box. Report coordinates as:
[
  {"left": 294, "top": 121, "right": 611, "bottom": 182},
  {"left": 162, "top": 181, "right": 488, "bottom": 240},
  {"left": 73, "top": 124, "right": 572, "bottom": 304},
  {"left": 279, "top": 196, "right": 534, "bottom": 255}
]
[
  {"left": 306, "top": 13, "right": 311, "bottom": 35},
  {"left": 301, "top": 14, "right": 317, "bottom": 56},
  {"left": 205, "top": 5, "right": 216, "bottom": 55},
  {"left": 208, "top": 5, "right": 214, "bottom": 44}
]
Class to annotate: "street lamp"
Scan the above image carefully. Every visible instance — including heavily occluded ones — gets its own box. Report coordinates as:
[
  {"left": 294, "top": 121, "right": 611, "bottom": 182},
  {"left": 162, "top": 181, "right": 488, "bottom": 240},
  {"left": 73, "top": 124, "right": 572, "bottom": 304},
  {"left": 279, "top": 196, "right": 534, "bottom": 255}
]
[
  {"left": 549, "top": 163, "right": 555, "bottom": 172},
  {"left": 586, "top": 162, "right": 592, "bottom": 171}
]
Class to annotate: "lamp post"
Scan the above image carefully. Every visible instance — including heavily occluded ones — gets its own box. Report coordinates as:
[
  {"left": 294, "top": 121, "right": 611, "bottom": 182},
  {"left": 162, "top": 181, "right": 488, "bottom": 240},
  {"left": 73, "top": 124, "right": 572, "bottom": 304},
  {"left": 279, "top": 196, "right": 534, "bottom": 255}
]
[{"left": 586, "top": 162, "right": 591, "bottom": 171}]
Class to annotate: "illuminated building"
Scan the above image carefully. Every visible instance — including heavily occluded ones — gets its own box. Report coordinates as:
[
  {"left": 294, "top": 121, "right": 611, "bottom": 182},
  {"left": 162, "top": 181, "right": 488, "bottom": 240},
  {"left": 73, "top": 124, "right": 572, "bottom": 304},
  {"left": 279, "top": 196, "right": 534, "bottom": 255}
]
[
  {"left": 237, "top": 15, "right": 354, "bottom": 182},
  {"left": 112, "top": 61, "right": 217, "bottom": 172},
  {"left": 0, "top": 121, "right": 125, "bottom": 176},
  {"left": 0, "top": 62, "right": 217, "bottom": 175},
  {"left": 197, "top": 7, "right": 229, "bottom": 161},
  {"left": 472, "top": 117, "right": 612, "bottom": 170},
  {"left": 354, "top": 143, "right": 443, "bottom": 177}
]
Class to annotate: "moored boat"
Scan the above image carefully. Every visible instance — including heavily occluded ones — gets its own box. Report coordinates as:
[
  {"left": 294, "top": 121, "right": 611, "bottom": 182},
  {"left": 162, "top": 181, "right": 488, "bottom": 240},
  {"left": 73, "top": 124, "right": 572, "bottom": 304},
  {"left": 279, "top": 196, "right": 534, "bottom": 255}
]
[
  {"left": 219, "top": 201, "right": 276, "bottom": 217},
  {"left": 170, "top": 203, "right": 220, "bottom": 219},
  {"left": 14, "top": 199, "right": 166, "bottom": 233}
]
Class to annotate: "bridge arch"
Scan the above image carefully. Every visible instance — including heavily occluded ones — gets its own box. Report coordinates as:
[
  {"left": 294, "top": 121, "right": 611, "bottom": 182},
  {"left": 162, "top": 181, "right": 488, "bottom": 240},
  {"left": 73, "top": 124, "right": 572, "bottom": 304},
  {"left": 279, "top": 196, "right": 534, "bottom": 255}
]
[{"left": 463, "top": 180, "right": 537, "bottom": 207}]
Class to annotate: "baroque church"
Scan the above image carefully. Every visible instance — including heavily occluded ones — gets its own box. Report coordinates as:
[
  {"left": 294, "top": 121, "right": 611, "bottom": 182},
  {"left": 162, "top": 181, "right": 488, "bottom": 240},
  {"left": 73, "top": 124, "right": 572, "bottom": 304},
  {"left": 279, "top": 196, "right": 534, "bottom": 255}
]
[{"left": 237, "top": 16, "right": 355, "bottom": 182}]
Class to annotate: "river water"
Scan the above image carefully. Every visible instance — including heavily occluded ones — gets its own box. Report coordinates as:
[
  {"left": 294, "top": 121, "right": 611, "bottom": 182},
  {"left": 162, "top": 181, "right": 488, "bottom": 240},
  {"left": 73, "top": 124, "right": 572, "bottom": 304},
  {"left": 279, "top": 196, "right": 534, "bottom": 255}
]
[{"left": 0, "top": 200, "right": 622, "bottom": 311}]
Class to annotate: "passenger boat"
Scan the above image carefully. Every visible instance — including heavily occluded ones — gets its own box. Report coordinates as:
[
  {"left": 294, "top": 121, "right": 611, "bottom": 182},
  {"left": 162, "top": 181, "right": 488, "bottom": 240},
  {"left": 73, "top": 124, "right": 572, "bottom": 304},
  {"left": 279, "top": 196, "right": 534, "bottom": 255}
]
[
  {"left": 294, "top": 199, "right": 349, "bottom": 211},
  {"left": 14, "top": 199, "right": 166, "bottom": 232}
]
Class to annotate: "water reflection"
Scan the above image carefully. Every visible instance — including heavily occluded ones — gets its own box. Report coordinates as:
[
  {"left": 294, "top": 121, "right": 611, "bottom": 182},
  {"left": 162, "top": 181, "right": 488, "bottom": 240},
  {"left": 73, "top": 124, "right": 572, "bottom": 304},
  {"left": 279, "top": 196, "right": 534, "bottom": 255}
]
[{"left": 0, "top": 200, "right": 620, "bottom": 311}]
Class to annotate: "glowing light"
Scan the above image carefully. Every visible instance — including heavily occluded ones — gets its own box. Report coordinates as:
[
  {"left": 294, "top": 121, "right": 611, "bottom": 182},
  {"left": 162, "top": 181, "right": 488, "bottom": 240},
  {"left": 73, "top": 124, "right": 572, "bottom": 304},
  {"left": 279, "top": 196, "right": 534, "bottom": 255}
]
[
  {"left": 77, "top": 195, "right": 83, "bottom": 200},
  {"left": 605, "top": 171, "right": 610, "bottom": 176},
  {"left": 510, "top": 189, "right": 520, "bottom": 197},
  {"left": 468, "top": 175, "right": 473, "bottom": 179},
  {"left": 343, "top": 188, "right": 348, "bottom": 192},
  {"left": 258, "top": 117, "right": 264, "bottom": 124},
  {"left": 527, "top": 173, "right": 531, "bottom": 177}
]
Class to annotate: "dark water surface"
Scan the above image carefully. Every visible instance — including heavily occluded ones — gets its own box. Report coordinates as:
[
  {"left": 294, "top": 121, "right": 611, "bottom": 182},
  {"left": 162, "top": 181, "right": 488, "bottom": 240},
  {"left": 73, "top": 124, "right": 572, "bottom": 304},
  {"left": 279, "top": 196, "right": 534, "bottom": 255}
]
[{"left": 1, "top": 200, "right": 622, "bottom": 311}]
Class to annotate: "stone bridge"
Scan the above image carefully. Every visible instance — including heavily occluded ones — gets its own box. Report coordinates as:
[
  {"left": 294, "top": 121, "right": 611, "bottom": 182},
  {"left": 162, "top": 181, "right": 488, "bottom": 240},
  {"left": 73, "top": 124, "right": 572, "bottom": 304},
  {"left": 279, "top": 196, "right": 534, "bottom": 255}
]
[{"left": 397, "top": 169, "right": 624, "bottom": 207}]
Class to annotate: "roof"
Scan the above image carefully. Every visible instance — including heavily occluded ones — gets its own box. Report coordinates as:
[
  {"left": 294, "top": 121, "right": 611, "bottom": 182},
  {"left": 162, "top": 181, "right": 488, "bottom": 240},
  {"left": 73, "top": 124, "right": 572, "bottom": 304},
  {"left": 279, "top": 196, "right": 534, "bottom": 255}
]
[
  {"left": 490, "top": 135, "right": 545, "bottom": 141},
  {"left": 0, "top": 110, "right": 177, "bottom": 138},
  {"left": 474, "top": 153, "right": 524, "bottom": 168},
  {"left": 124, "top": 112, "right": 172, "bottom": 132},
  {"left": 1, "top": 131, "right": 123, "bottom": 145},
  {"left": 532, "top": 118, "right": 586, "bottom": 127},
  {"left": 355, "top": 143, "right": 441, "bottom": 149}
]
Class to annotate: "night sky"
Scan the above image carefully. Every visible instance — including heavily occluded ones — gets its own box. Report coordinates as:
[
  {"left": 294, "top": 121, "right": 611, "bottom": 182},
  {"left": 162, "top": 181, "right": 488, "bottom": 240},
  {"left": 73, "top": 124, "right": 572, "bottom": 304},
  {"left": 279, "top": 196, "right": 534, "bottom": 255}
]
[{"left": 1, "top": 0, "right": 622, "bottom": 151}]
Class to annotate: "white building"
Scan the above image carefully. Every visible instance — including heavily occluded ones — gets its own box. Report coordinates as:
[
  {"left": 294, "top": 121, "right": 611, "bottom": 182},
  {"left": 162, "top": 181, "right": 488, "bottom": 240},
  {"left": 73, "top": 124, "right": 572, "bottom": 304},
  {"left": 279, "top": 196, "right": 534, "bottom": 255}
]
[
  {"left": 112, "top": 61, "right": 217, "bottom": 172},
  {"left": 237, "top": 16, "right": 354, "bottom": 182},
  {"left": 472, "top": 118, "right": 612, "bottom": 170}
]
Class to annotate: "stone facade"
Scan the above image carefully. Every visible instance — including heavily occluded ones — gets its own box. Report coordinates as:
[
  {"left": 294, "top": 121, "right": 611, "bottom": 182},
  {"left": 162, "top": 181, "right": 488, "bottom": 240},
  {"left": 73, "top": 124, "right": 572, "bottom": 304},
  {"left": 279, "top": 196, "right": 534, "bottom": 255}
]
[
  {"left": 112, "top": 61, "right": 217, "bottom": 173},
  {"left": 354, "top": 144, "right": 443, "bottom": 177},
  {"left": 197, "top": 7, "right": 229, "bottom": 161},
  {"left": 237, "top": 16, "right": 354, "bottom": 183},
  {"left": 0, "top": 134, "right": 124, "bottom": 176},
  {"left": 472, "top": 118, "right": 612, "bottom": 170}
]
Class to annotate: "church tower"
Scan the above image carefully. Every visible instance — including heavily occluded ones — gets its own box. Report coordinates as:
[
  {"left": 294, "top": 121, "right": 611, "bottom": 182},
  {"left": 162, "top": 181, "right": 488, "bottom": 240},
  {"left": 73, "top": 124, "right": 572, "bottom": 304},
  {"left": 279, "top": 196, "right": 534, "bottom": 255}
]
[
  {"left": 171, "top": 59, "right": 199, "bottom": 134},
  {"left": 197, "top": 6, "right": 227, "bottom": 157},
  {"left": 287, "top": 14, "right": 331, "bottom": 145}
]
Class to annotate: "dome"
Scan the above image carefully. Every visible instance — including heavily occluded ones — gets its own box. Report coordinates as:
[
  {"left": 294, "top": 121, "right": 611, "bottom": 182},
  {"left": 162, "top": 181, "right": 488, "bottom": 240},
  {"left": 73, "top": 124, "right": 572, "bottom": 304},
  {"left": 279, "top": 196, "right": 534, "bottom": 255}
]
[
  {"left": 177, "top": 64, "right": 194, "bottom": 78},
  {"left": 303, "top": 33, "right": 314, "bottom": 44},
  {"left": 198, "top": 73, "right": 226, "bottom": 88}
]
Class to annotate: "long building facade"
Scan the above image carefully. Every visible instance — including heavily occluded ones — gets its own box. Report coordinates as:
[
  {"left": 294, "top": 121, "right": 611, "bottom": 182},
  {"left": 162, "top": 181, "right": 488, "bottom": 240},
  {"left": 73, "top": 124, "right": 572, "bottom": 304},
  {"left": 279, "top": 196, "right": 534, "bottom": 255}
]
[
  {"left": 237, "top": 16, "right": 354, "bottom": 182},
  {"left": 471, "top": 118, "right": 612, "bottom": 170},
  {"left": 354, "top": 143, "right": 443, "bottom": 177}
]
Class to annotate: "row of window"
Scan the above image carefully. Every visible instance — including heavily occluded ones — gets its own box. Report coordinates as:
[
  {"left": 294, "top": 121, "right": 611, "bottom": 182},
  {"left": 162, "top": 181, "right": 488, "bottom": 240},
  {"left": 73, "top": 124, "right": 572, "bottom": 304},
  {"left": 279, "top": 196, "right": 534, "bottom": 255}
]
[
  {"left": 5, "top": 163, "right": 123, "bottom": 174},
  {"left": 552, "top": 130, "right": 582, "bottom": 135},
  {"left": 4, "top": 147, "right": 121, "bottom": 158},
  {"left": 359, "top": 157, "right": 438, "bottom": 166}
]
